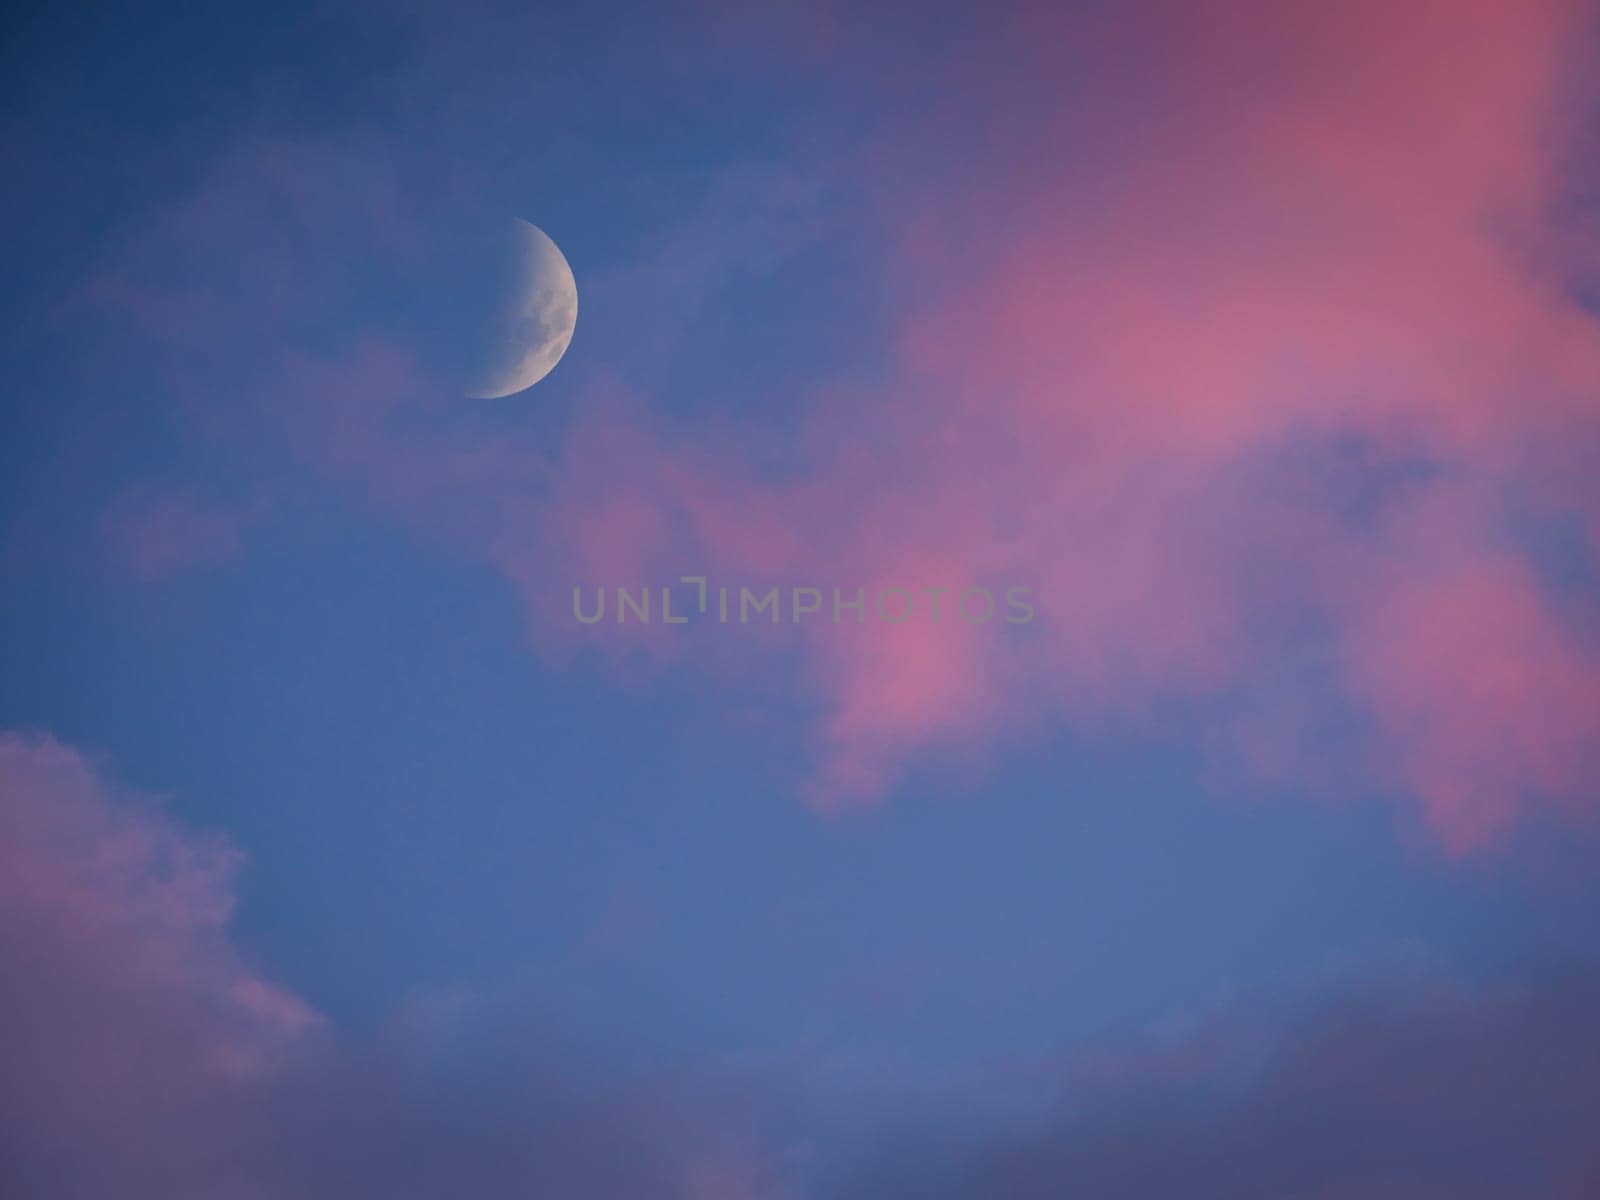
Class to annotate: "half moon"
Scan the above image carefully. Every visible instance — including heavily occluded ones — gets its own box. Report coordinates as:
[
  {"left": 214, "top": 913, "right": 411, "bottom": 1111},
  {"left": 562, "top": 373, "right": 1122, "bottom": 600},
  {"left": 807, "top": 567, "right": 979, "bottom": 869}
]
[{"left": 468, "top": 220, "right": 578, "bottom": 398}]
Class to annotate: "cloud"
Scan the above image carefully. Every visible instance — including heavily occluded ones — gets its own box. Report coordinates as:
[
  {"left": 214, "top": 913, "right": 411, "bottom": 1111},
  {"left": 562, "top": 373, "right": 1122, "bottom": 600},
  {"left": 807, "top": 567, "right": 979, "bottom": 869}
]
[
  {"left": 832, "top": 963, "right": 1600, "bottom": 1200},
  {"left": 0, "top": 732, "right": 317, "bottom": 1198},
  {"left": 523, "top": 0, "right": 1600, "bottom": 840},
  {"left": 0, "top": 731, "right": 787, "bottom": 1199},
  {"left": 74, "top": 0, "right": 1600, "bottom": 849},
  {"left": 5, "top": 729, "right": 1600, "bottom": 1197}
]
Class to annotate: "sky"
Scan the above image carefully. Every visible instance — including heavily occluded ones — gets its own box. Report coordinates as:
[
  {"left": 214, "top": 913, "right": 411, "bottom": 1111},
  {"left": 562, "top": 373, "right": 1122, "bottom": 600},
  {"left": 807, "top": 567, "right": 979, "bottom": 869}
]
[{"left": 4, "top": 1, "right": 1600, "bottom": 1196}]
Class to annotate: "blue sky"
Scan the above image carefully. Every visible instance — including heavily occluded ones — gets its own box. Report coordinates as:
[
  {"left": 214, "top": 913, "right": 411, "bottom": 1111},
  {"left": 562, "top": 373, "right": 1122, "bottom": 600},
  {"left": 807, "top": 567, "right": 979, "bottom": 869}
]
[{"left": 5, "top": 2, "right": 1600, "bottom": 1196}]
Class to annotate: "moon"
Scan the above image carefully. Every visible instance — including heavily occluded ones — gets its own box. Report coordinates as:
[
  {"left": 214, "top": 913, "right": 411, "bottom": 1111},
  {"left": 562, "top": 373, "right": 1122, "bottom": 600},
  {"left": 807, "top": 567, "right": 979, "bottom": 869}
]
[{"left": 467, "top": 220, "right": 578, "bottom": 398}]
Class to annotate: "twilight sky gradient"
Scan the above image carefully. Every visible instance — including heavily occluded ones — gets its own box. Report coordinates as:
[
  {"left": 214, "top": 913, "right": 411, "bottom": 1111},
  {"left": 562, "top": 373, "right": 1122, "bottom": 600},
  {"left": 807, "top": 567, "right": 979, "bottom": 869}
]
[{"left": 5, "top": 1, "right": 1600, "bottom": 1195}]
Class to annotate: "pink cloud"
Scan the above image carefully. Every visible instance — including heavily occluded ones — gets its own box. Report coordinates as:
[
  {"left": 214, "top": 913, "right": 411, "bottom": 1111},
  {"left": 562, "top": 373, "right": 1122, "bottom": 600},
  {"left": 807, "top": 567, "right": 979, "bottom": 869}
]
[
  {"left": 0, "top": 732, "right": 318, "bottom": 1195},
  {"left": 0, "top": 732, "right": 797, "bottom": 1197},
  {"left": 1339, "top": 490, "right": 1600, "bottom": 852},
  {"left": 80, "top": 0, "right": 1600, "bottom": 848},
  {"left": 526, "top": 0, "right": 1600, "bottom": 839}
]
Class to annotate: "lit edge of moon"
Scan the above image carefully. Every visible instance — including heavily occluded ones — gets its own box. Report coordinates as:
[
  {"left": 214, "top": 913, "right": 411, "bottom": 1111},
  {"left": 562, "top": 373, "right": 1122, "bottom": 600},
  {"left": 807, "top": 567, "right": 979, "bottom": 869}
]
[{"left": 467, "top": 220, "right": 579, "bottom": 399}]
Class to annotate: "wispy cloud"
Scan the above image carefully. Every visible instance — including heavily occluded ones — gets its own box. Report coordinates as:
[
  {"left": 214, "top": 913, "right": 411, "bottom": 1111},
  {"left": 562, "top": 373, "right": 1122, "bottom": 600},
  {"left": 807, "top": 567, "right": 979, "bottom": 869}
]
[
  {"left": 74, "top": 0, "right": 1600, "bottom": 850},
  {"left": 0, "top": 730, "right": 789, "bottom": 1199}
]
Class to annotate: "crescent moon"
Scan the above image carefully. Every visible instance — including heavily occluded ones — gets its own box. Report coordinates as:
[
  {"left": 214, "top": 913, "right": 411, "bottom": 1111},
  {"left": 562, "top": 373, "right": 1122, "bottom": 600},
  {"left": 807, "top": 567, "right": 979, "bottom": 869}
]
[{"left": 468, "top": 220, "right": 578, "bottom": 398}]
